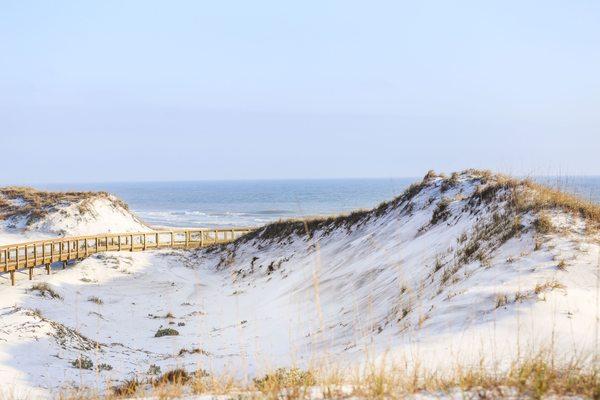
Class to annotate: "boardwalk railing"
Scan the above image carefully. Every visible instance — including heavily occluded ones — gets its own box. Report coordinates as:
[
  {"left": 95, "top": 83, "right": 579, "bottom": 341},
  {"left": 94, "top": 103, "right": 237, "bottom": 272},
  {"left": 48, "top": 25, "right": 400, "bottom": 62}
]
[{"left": 0, "top": 228, "right": 252, "bottom": 285}]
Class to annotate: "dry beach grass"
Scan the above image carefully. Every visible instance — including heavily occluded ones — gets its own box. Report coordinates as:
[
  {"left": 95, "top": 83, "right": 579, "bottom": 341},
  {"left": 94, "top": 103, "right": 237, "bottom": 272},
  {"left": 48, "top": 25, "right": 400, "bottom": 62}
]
[
  {"left": 48, "top": 350, "right": 599, "bottom": 399},
  {"left": 0, "top": 187, "right": 129, "bottom": 225}
]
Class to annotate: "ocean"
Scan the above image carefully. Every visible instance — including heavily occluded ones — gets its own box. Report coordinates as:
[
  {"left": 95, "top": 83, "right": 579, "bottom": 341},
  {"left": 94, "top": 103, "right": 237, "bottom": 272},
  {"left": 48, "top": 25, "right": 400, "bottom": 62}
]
[{"left": 41, "top": 176, "right": 600, "bottom": 229}]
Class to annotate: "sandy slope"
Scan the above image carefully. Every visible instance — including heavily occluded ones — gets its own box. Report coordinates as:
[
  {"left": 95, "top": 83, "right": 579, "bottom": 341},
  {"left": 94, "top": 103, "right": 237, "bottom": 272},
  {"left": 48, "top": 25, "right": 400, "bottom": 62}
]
[
  {"left": 0, "top": 172, "right": 598, "bottom": 398},
  {"left": 0, "top": 194, "right": 149, "bottom": 245}
]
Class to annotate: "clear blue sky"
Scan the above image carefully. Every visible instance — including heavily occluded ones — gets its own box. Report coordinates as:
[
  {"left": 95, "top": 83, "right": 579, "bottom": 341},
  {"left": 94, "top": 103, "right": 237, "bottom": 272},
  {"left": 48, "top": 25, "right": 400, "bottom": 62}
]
[{"left": 1, "top": 1, "right": 599, "bottom": 183}]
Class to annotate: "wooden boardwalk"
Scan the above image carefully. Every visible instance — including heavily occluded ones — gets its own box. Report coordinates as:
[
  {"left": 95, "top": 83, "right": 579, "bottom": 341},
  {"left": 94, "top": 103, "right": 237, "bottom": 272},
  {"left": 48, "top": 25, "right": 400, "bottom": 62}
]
[{"left": 0, "top": 228, "right": 252, "bottom": 286}]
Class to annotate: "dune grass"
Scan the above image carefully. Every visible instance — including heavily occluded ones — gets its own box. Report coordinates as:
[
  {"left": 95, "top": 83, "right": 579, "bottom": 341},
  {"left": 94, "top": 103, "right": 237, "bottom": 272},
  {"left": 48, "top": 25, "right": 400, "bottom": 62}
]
[
  {"left": 51, "top": 350, "right": 599, "bottom": 399},
  {"left": 222, "top": 169, "right": 600, "bottom": 251},
  {"left": 0, "top": 186, "right": 129, "bottom": 224}
]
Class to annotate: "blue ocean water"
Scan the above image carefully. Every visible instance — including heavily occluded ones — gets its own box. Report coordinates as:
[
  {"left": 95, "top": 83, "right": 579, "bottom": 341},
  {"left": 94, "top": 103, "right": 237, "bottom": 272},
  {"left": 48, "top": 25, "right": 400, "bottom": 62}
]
[
  {"left": 41, "top": 179, "right": 414, "bottom": 228},
  {"left": 41, "top": 177, "right": 600, "bottom": 229}
]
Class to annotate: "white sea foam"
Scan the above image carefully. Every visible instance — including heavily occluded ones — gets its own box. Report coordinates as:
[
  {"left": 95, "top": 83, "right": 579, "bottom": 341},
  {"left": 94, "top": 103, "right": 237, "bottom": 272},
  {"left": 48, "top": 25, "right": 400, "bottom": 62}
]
[{"left": 135, "top": 209, "right": 288, "bottom": 228}]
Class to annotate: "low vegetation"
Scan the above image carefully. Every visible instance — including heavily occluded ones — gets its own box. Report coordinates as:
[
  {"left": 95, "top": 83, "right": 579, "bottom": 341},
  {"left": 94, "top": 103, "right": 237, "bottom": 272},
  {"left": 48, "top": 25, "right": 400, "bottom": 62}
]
[
  {"left": 534, "top": 212, "right": 554, "bottom": 234},
  {"left": 534, "top": 280, "right": 566, "bottom": 295},
  {"left": 253, "top": 367, "right": 316, "bottom": 393},
  {"left": 154, "top": 327, "right": 179, "bottom": 337},
  {"left": 220, "top": 176, "right": 430, "bottom": 246},
  {"left": 112, "top": 378, "right": 141, "bottom": 397},
  {"left": 495, "top": 294, "right": 509, "bottom": 309},
  {"left": 152, "top": 368, "right": 190, "bottom": 386},
  {"left": 28, "top": 283, "right": 62, "bottom": 300},
  {"left": 219, "top": 169, "right": 600, "bottom": 254},
  {"left": 430, "top": 197, "right": 451, "bottom": 224},
  {"left": 71, "top": 355, "right": 93, "bottom": 370},
  {"left": 58, "top": 352, "right": 599, "bottom": 399},
  {"left": 517, "top": 180, "right": 600, "bottom": 225},
  {"left": 87, "top": 296, "right": 103, "bottom": 305},
  {"left": 97, "top": 363, "right": 113, "bottom": 371},
  {"left": 147, "top": 364, "right": 161, "bottom": 375},
  {"left": 0, "top": 186, "right": 129, "bottom": 224}
]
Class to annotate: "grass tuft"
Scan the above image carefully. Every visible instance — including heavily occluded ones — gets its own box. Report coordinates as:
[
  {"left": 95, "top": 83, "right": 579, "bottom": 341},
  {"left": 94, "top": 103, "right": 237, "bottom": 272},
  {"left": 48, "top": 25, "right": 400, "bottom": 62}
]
[
  {"left": 431, "top": 197, "right": 452, "bottom": 225},
  {"left": 112, "top": 378, "right": 140, "bottom": 397},
  {"left": 28, "top": 283, "right": 62, "bottom": 300},
  {"left": 87, "top": 296, "right": 103, "bottom": 305},
  {"left": 534, "top": 213, "right": 554, "bottom": 234},
  {"left": 254, "top": 367, "right": 316, "bottom": 394},
  {"left": 153, "top": 368, "right": 190, "bottom": 386}
]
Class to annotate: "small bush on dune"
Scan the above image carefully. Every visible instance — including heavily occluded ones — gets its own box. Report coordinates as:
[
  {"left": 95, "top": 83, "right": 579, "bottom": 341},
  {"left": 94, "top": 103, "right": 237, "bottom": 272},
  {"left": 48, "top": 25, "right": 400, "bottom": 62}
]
[
  {"left": 431, "top": 197, "right": 452, "bottom": 225},
  {"left": 28, "top": 283, "right": 62, "bottom": 300},
  {"left": 495, "top": 294, "right": 509, "bottom": 309},
  {"left": 148, "top": 364, "right": 162, "bottom": 375},
  {"left": 154, "top": 327, "right": 179, "bottom": 337},
  {"left": 153, "top": 368, "right": 190, "bottom": 386},
  {"left": 534, "top": 280, "right": 565, "bottom": 295},
  {"left": 254, "top": 367, "right": 316, "bottom": 392},
  {"left": 97, "top": 363, "right": 112, "bottom": 371},
  {"left": 441, "top": 172, "right": 460, "bottom": 192},
  {"left": 557, "top": 259, "right": 567, "bottom": 271},
  {"left": 71, "top": 355, "right": 93, "bottom": 370},
  {"left": 87, "top": 296, "right": 103, "bottom": 305},
  {"left": 534, "top": 213, "right": 554, "bottom": 234},
  {"left": 423, "top": 169, "right": 438, "bottom": 182}
]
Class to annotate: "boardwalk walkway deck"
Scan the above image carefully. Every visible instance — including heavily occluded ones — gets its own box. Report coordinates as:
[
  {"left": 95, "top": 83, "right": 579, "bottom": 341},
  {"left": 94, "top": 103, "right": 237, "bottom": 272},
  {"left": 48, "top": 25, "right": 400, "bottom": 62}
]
[{"left": 0, "top": 228, "right": 252, "bottom": 285}]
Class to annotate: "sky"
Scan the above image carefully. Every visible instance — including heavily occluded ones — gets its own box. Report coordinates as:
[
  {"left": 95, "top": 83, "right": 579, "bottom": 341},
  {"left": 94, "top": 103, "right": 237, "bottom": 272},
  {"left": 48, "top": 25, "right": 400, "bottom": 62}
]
[{"left": 1, "top": 1, "right": 599, "bottom": 184}]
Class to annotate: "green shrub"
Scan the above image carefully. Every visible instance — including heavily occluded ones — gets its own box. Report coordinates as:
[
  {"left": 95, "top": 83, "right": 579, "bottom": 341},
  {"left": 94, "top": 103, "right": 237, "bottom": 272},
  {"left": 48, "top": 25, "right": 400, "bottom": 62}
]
[
  {"left": 148, "top": 364, "right": 162, "bottom": 375},
  {"left": 154, "top": 328, "right": 179, "bottom": 337},
  {"left": 71, "top": 355, "right": 93, "bottom": 370},
  {"left": 97, "top": 363, "right": 112, "bottom": 371}
]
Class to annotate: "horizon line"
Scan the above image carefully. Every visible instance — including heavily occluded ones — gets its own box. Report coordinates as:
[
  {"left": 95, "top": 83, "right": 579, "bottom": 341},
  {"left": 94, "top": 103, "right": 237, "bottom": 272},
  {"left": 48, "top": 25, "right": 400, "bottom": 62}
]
[{"left": 3, "top": 173, "right": 600, "bottom": 188}]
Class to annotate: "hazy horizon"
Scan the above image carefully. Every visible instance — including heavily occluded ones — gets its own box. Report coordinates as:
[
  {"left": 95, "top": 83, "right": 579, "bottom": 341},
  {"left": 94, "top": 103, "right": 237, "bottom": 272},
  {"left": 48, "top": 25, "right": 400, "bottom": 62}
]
[{"left": 4, "top": 173, "right": 600, "bottom": 189}]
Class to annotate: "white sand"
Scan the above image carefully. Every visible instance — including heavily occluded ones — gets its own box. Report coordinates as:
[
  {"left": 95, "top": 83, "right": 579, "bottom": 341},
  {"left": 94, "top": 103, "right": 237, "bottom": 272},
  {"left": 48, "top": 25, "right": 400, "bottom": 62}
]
[{"left": 0, "top": 173, "right": 598, "bottom": 398}]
